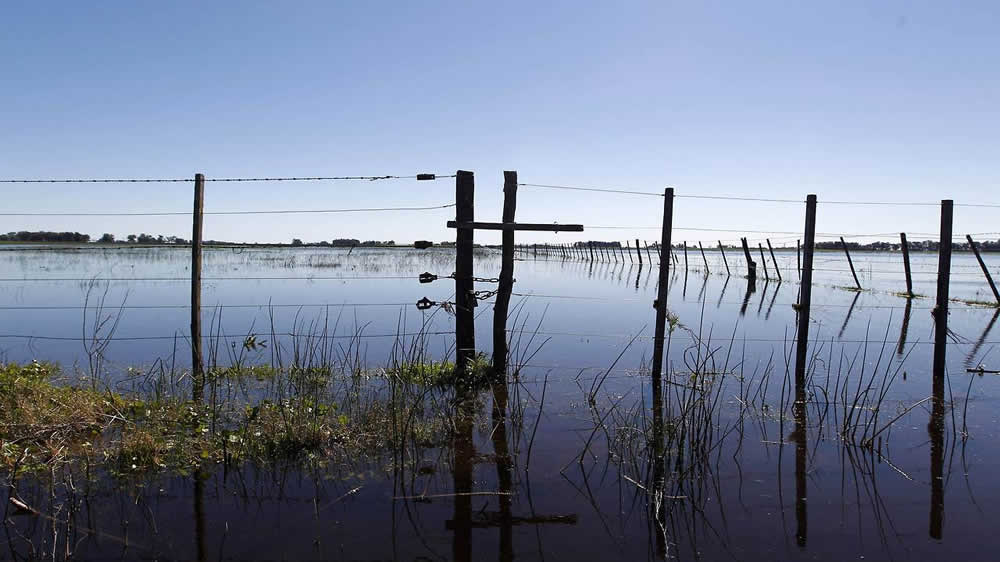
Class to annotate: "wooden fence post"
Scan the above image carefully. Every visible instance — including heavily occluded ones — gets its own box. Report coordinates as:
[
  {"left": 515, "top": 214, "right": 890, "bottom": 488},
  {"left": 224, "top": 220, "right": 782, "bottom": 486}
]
[
  {"left": 191, "top": 173, "right": 205, "bottom": 402},
  {"left": 932, "top": 200, "right": 953, "bottom": 384},
  {"left": 698, "top": 242, "right": 709, "bottom": 274},
  {"left": 683, "top": 242, "right": 688, "bottom": 274},
  {"left": 635, "top": 238, "right": 643, "bottom": 265},
  {"left": 718, "top": 241, "right": 731, "bottom": 276},
  {"left": 797, "top": 239, "right": 801, "bottom": 279},
  {"left": 840, "top": 236, "right": 862, "bottom": 290},
  {"left": 929, "top": 200, "right": 952, "bottom": 542},
  {"left": 645, "top": 242, "right": 653, "bottom": 264},
  {"left": 652, "top": 188, "right": 674, "bottom": 380},
  {"left": 967, "top": 235, "right": 1000, "bottom": 305},
  {"left": 757, "top": 243, "right": 770, "bottom": 280},
  {"left": 492, "top": 172, "right": 517, "bottom": 378},
  {"left": 455, "top": 170, "right": 476, "bottom": 375},
  {"left": 794, "top": 195, "right": 817, "bottom": 390},
  {"left": 901, "top": 233, "right": 913, "bottom": 297},
  {"left": 766, "top": 239, "right": 782, "bottom": 282},
  {"left": 741, "top": 238, "right": 757, "bottom": 281}
]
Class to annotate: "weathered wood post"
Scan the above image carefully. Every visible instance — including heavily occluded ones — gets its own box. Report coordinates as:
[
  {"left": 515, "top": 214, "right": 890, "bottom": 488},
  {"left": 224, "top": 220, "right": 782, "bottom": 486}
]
[
  {"left": 635, "top": 238, "right": 643, "bottom": 265},
  {"left": 492, "top": 171, "right": 517, "bottom": 378},
  {"left": 766, "top": 239, "right": 782, "bottom": 282},
  {"left": 698, "top": 242, "right": 709, "bottom": 274},
  {"left": 840, "top": 236, "right": 862, "bottom": 290},
  {"left": 758, "top": 243, "right": 770, "bottom": 280},
  {"left": 901, "top": 233, "right": 913, "bottom": 297},
  {"left": 455, "top": 170, "right": 476, "bottom": 375},
  {"left": 683, "top": 241, "right": 688, "bottom": 275},
  {"left": 932, "top": 200, "right": 953, "bottom": 383},
  {"left": 191, "top": 173, "right": 205, "bottom": 402},
  {"left": 625, "top": 240, "right": 633, "bottom": 263},
  {"left": 797, "top": 239, "right": 801, "bottom": 279},
  {"left": 741, "top": 238, "right": 757, "bottom": 281},
  {"left": 652, "top": 188, "right": 674, "bottom": 380},
  {"left": 794, "top": 195, "right": 817, "bottom": 389},
  {"left": 645, "top": 242, "right": 653, "bottom": 264},
  {"left": 929, "top": 199, "right": 952, "bottom": 542},
  {"left": 967, "top": 235, "right": 1000, "bottom": 305},
  {"left": 718, "top": 241, "right": 731, "bottom": 276},
  {"left": 588, "top": 241, "right": 595, "bottom": 261}
]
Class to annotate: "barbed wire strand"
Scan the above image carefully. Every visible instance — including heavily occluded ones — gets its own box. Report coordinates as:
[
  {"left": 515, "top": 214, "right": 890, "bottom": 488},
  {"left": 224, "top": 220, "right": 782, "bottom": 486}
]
[
  {"left": 0, "top": 203, "right": 455, "bottom": 217},
  {"left": 0, "top": 174, "right": 453, "bottom": 184}
]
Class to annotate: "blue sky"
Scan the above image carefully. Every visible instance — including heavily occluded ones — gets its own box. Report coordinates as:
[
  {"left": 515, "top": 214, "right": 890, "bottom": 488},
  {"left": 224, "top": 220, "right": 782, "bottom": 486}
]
[{"left": 2, "top": 1, "right": 997, "bottom": 245}]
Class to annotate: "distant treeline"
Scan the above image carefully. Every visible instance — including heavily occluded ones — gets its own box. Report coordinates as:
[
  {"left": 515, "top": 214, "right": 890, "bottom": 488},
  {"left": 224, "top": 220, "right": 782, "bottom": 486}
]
[
  {"left": 2, "top": 231, "right": 91, "bottom": 243},
  {"left": 291, "top": 238, "right": 396, "bottom": 247},
  {"left": 816, "top": 239, "right": 1000, "bottom": 252}
]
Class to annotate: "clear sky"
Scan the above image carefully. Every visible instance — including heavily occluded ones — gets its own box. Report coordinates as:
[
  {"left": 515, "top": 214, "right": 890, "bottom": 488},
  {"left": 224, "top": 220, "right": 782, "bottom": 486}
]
[{"left": 2, "top": 1, "right": 998, "bottom": 246}]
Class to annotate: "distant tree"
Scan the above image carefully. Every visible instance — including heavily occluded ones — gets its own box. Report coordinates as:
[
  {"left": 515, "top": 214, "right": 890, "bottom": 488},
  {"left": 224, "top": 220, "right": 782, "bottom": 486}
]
[
  {"left": 127, "top": 234, "right": 137, "bottom": 243},
  {"left": 291, "top": 238, "right": 304, "bottom": 246},
  {"left": 99, "top": 233, "right": 115, "bottom": 243}
]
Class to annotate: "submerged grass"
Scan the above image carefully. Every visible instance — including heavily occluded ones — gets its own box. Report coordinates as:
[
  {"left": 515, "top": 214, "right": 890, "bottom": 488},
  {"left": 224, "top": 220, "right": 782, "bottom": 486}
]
[{"left": 0, "top": 357, "right": 472, "bottom": 479}]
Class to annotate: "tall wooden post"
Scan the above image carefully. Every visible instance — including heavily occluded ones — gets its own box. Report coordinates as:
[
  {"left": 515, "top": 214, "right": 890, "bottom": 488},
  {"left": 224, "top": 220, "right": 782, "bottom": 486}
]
[
  {"left": 929, "top": 200, "right": 951, "bottom": 541},
  {"left": 741, "top": 238, "right": 757, "bottom": 281},
  {"left": 840, "top": 236, "right": 862, "bottom": 290},
  {"left": 191, "top": 173, "right": 205, "bottom": 402},
  {"left": 901, "top": 233, "right": 913, "bottom": 297},
  {"left": 683, "top": 242, "right": 688, "bottom": 274},
  {"left": 492, "top": 172, "right": 517, "bottom": 378},
  {"left": 967, "top": 235, "right": 1000, "bottom": 304},
  {"left": 932, "top": 201, "right": 953, "bottom": 384},
  {"left": 719, "top": 241, "right": 731, "bottom": 276},
  {"left": 635, "top": 238, "right": 643, "bottom": 265},
  {"left": 698, "top": 242, "right": 709, "bottom": 274},
  {"left": 588, "top": 241, "right": 595, "bottom": 262},
  {"left": 645, "top": 242, "right": 653, "bottom": 264},
  {"left": 758, "top": 243, "right": 770, "bottom": 280},
  {"left": 455, "top": 171, "right": 476, "bottom": 375},
  {"left": 797, "top": 239, "right": 801, "bottom": 280},
  {"left": 766, "top": 239, "right": 782, "bottom": 282},
  {"left": 652, "top": 188, "right": 674, "bottom": 380},
  {"left": 794, "top": 195, "right": 817, "bottom": 389}
]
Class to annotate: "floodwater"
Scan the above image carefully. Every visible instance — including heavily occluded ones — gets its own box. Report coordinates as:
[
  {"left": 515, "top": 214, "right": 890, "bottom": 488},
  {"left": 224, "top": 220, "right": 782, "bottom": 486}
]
[{"left": 2, "top": 244, "right": 1000, "bottom": 561}]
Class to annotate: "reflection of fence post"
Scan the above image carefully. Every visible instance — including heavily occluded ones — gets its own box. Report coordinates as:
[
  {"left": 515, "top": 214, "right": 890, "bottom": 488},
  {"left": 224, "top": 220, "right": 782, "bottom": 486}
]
[
  {"left": 766, "top": 239, "right": 782, "bottom": 282},
  {"left": 651, "top": 188, "right": 675, "bottom": 380},
  {"left": 492, "top": 172, "right": 517, "bottom": 378},
  {"left": 794, "top": 195, "right": 817, "bottom": 384},
  {"left": 718, "top": 241, "right": 731, "bottom": 276},
  {"left": 741, "top": 238, "right": 756, "bottom": 281},
  {"left": 840, "top": 236, "right": 862, "bottom": 290},
  {"left": 901, "top": 233, "right": 913, "bottom": 297},
  {"left": 455, "top": 171, "right": 476, "bottom": 375},
  {"left": 191, "top": 173, "right": 205, "bottom": 402},
  {"left": 967, "top": 235, "right": 1000, "bottom": 305}
]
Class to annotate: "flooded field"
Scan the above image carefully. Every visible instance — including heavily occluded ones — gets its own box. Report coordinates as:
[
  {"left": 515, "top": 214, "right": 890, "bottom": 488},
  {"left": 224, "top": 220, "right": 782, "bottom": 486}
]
[{"left": 2, "top": 244, "right": 1000, "bottom": 560}]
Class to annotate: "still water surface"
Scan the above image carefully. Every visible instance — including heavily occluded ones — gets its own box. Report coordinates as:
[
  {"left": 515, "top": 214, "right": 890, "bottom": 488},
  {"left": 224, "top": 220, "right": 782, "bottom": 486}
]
[{"left": 2, "top": 245, "right": 999, "bottom": 560}]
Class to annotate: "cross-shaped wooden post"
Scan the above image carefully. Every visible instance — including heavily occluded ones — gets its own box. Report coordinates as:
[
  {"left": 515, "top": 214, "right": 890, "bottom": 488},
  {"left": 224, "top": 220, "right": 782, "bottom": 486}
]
[{"left": 446, "top": 170, "right": 583, "bottom": 376}]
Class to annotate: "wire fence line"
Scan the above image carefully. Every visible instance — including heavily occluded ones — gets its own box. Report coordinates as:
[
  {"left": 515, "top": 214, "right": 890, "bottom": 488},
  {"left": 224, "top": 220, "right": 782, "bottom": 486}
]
[
  {"left": 517, "top": 182, "right": 1000, "bottom": 208},
  {"left": 0, "top": 203, "right": 456, "bottom": 217},
  {"left": 1, "top": 169, "right": 998, "bottom": 370},
  {"left": 0, "top": 174, "right": 451, "bottom": 183}
]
